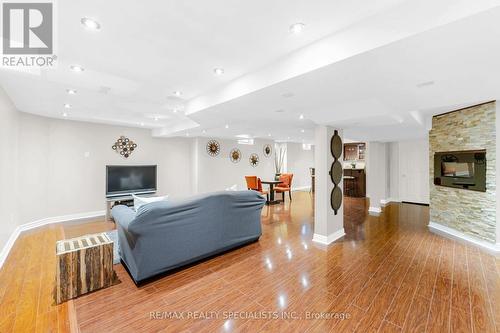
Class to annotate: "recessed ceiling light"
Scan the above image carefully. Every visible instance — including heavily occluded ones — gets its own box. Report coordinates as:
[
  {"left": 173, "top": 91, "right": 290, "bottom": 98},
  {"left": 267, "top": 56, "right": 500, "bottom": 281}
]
[
  {"left": 299, "top": 114, "right": 304, "bottom": 119},
  {"left": 172, "top": 108, "right": 178, "bottom": 113},
  {"left": 81, "top": 17, "right": 101, "bottom": 31},
  {"left": 289, "top": 23, "right": 305, "bottom": 34},
  {"left": 63, "top": 103, "right": 72, "bottom": 108},
  {"left": 173, "top": 91, "right": 182, "bottom": 97},
  {"left": 66, "top": 89, "right": 77, "bottom": 95},
  {"left": 202, "top": 129, "right": 206, "bottom": 134},
  {"left": 70, "top": 65, "right": 84, "bottom": 72},
  {"left": 225, "top": 124, "right": 229, "bottom": 129},
  {"left": 287, "top": 137, "right": 291, "bottom": 140},
  {"left": 140, "top": 122, "right": 145, "bottom": 126},
  {"left": 186, "top": 132, "right": 190, "bottom": 137},
  {"left": 213, "top": 68, "right": 224, "bottom": 76},
  {"left": 62, "top": 112, "right": 68, "bottom": 117},
  {"left": 301, "top": 129, "right": 305, "bottom": 133},
  {"left": 268, "top": 133, "right": 272, "bottom": 137}
]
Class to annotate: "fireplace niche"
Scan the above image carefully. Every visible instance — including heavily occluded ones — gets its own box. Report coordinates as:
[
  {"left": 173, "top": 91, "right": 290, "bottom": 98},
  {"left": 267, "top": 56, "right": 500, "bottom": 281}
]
[{"left": 433, "top": 150, "right": 486, "bottom": 192}]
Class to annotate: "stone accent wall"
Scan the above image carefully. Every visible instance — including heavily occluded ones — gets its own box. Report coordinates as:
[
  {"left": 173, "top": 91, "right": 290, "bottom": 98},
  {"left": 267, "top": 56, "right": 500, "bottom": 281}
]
[{"left": 429, "top": 101, "right": 496, "bottom": 243}]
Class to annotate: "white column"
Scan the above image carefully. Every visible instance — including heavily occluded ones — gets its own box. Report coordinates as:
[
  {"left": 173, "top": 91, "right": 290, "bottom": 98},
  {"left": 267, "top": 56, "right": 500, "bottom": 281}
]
[
  {"left": 312, "top": 125, "right": 345, "bottom": 245},
  {"left": 366, "top": 141, "right": 388, "bottom": 214},
  {"left": 496, "top": 101, "right": 500, "bottom": 248}
]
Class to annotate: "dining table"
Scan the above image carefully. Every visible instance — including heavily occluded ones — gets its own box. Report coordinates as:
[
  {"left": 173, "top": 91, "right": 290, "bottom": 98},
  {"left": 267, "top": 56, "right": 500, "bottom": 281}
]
[{"left": 260, "top": 179, "right": 282, "bottom": 205}]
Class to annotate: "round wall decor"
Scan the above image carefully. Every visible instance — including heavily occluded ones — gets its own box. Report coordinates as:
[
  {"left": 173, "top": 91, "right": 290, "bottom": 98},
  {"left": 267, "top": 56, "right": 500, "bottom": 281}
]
[
  {"left": 263, "top": 144, "right": 272, "bottom": 157},
  {"left": 330, "top": 187, "right": 343, "bottom": 213},
  {"left": 249, "top": 153, "right": 259, "bottom": 167},
  {"left": 206, "top": 140, "right": 221, "bottom": 157},
  {"left": 330, "top": 130, "right": 342, "bottom": 158},
  {"left": 229, "top": 148, "right": 241, "bottom": 163},
  {"left": 330, "top": 160, "right": 343, "bottom": 185},
  {"left": 112, "top": 136, "right": 137, "bottom": 158},
  {"left": 329, "top": 130, "right": 343, "bottom": 215}
]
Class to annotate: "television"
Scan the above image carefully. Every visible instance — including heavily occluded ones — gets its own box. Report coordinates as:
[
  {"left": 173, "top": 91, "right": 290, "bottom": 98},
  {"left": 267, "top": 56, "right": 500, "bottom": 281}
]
[
  {"left": 106, "top": 165, "right": 157, "bottom": 197},
  {"left": 433, "top": 150, "right": 486, "bottom": 192}
]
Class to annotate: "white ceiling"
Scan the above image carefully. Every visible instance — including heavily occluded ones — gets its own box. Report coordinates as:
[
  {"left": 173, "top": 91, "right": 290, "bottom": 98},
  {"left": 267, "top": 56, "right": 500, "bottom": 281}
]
[{"left": 1, "top": 0, "right": 500, "bottom": 143}]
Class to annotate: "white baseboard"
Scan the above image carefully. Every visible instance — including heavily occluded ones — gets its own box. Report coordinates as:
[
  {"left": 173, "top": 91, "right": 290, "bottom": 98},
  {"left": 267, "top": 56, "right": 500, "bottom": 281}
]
[
  {"left": 312, "top": 228, "right": 345, "bottom": 245},
  {"left": 381, "top": 198, "right": 400, "bottom": 206},
  {"left": 0, "top": 210, "right": 105, "bottom": 269},
  {"left": 292, "top": 186, "right": 311, "bottom": 192},
  {"left": 368, "top": 206, "right": 382, "bottom": 215},
  {"left": 428, "top": 221, "right": 500, "bottom": 255}
]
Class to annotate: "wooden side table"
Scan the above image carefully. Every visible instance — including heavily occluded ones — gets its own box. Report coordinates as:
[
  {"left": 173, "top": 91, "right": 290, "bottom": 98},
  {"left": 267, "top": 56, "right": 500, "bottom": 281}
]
[{"left": 55, "top": 233, "right": 118, "bottom": 304}]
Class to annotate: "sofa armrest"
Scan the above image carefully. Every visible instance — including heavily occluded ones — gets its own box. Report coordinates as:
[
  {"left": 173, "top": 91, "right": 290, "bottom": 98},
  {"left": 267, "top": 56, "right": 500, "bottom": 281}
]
[{"left": 111, "top": 205, "right": 136, "bottom": 231}]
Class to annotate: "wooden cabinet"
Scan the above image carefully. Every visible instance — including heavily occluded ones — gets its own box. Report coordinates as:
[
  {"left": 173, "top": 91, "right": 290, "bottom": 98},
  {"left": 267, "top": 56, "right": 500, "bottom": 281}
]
[
  {"left": 343, "top": 169, "right": 366, "bottom": 197},
  {"left": 344, "top": 143, "right": 366, "bottom": 161}
]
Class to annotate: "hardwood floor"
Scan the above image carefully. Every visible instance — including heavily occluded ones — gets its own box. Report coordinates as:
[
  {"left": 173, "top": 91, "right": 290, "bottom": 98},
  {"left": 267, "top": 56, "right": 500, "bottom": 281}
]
[{"left": 1, "top": 192, "right": 499, "bottom": 332}]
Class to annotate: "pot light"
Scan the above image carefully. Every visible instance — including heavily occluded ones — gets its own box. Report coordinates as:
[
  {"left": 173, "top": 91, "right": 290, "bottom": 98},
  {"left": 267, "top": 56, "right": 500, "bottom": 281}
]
[
  {"left": 213, "top": 68, "right": 224, "bottom": 76},
  {"left": 173, "top": 91, "right": 182, "bottom": 97},
  {"left": 202, "top": 129, "right": 206, "bottom": 134},
  {"left": 81, "top": 17, "right": 101, "bottom": 31},
  {"left": 268, "top": 133, "right": 272, "bottom": 137},
  {"left": 299, "top": 114, "right": 304, "bottom": 120},
  {"left": 140, "top": 122, "right": 144, "bottom": 126},
  {"left": 70, "top": 65, "right": 84, "bottom": 72},
  {"left": 301, "top": 129, "right": 305, "bottom": 133},
  {"left": 66, "top": 89, "right": 77, "bottom": 95},
  {"left": 62, "top": 112, "right": 68, "bottom": 117},
  {"left": 63, "top": 103, "right": 72, "bottom": 109},
  {"left": 172, "top": 108, "right": 178, "bottom": 113},
  {"left": 225, "top": 124, "right": 229, "bottom": 129},
  {"left": 154, "top": 116, "right": 159, "bottom": 121},
  {"left": 289, "top": 22, "right": 305, "bottom": 34},
  {"left": 186, "top": 132, "right": 190, "bottom": 137}
]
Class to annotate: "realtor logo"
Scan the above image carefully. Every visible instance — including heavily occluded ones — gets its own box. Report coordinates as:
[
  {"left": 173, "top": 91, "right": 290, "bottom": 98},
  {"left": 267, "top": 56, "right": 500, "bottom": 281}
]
[{"left": 1, "top": 1, "right": 56, "bottom": 67}]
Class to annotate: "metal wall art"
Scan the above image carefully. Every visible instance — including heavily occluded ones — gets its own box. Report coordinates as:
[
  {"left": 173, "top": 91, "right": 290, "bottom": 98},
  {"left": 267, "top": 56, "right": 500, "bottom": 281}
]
[
  {"left": 229, "top": 148, "right": 241, "bottom": 163},
  {"left": 206, "top": 140, "right": 221, "bottom": 157},
  {"left": 249, "top": 153, "right": 259, "bottom": 167},
  {"left": 112, "top": 136, "right": 137, "bottom": 158},
  {"left": 329, "top": 130, "right": 343, "bottom": 214},
  {"left": 263, "top": 144, "right": 272, "bottom": 157}
]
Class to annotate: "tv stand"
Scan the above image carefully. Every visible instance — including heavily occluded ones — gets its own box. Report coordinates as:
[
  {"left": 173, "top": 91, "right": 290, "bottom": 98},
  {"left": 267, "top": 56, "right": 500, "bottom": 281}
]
[{"left": 105, "top": 195, "right": 133, "bottom": 222}]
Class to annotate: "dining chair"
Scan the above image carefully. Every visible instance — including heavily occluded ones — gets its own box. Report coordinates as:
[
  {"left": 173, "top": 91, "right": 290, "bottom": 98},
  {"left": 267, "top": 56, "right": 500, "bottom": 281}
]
[
  {"left": 274, "top": 173, "right": 294, "bottom": 202},
  {"left": 245, "top": 176, "right": 269, "bottom": 201}
]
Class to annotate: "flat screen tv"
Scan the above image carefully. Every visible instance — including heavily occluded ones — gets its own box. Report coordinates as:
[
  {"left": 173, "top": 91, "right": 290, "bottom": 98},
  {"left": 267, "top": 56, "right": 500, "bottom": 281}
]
[{"left": 106, "top": 165, "right": 157, "bottom": 197}]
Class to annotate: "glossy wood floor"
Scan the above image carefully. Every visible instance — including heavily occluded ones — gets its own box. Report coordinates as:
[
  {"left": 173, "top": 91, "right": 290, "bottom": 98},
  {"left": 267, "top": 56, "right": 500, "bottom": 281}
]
[{"left": 1, "top": 192, "right": 499, "bottom": 332}]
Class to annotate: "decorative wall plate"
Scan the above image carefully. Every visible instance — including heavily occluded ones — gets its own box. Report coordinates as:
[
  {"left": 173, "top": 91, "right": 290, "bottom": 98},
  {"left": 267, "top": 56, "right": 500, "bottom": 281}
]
[
  {"left": 263, "top": 144, "right": 272, "bottom": 157},
  {"left": 206, "top": 140, "right": 220, "bottom": 157},
  {"left": 330, "top": 160, "right": 343, "bottom": 185},
  {"left": 249, "top": 153, "right": 259, "bottom": 167},
  {"left": 330, "top": 130, "right": 342, "bottom": 158},
  {"left": 112, "top": 136, "right": 137, "bottom": 158},
  {"left": 229, "top": 148, "right": 241, "bottom": 163},
  {"left": 329, "top": 130, "right": 343, "bottom": 215},
  {"left": 330, "top": 187, "right": 343, "bottom": 214}
]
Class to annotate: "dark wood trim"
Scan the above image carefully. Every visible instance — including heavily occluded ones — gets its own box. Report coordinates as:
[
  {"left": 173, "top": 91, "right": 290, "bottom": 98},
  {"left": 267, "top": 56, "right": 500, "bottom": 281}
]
[
  {"left": 401, "top": 201, "right": 430, "bottom": 207},
  {"left": 433, "top": 100, "right": 496, "bottom": 119}
]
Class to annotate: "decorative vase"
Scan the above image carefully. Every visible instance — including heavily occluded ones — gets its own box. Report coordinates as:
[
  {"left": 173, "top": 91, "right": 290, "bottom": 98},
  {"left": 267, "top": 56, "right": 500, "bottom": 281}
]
[{"left": 275, "top": 173, "right": 281, "bottom": 180}]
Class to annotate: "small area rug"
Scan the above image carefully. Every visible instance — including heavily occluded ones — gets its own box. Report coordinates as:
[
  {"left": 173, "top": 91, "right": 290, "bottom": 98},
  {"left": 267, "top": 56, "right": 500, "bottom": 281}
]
[{"left": 104, "top": 230, "right": 120, "bottom": 265}]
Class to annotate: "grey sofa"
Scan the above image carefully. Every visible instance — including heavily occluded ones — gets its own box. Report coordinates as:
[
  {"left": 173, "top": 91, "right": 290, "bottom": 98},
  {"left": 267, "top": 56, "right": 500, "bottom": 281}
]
[{"left": 111, "top": 190, "right": 265, "bottom": 283}]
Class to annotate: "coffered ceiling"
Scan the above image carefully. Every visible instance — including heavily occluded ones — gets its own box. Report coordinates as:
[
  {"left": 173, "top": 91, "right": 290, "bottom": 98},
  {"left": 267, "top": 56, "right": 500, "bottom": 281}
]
[{"left": 1, "top": 0, "right": 499, "bottom": 143}]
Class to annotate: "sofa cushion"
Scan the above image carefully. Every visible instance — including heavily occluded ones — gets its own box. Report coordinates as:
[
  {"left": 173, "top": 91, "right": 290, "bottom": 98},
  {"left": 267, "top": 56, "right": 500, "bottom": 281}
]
[{"left": 133, "top": 194, "right": 169, "bottom": 211}]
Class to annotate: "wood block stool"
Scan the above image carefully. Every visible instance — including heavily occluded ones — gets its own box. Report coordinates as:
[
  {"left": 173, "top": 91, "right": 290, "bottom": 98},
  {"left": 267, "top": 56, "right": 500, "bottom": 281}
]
[{"left": 55, "top": 233, "right": 118, "bottom": 304}]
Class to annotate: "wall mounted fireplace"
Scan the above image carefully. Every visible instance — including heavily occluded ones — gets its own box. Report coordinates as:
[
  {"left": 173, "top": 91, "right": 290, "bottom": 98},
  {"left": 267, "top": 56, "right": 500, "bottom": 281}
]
[{"left": 433, "top": 150, "right": 486, "bottom": 192}]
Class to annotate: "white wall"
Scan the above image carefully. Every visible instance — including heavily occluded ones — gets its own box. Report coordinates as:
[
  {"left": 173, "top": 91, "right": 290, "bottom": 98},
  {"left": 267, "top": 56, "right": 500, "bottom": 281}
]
[
  {"left": 194, "top": 138, "right": 275, "bottom": 193},
  {"left": 285, "top": 143, "right": 314, "bottom": 190},
  {"left": 17, "top": 113, "right": 193, "bottom": 224},
  {"left": 388, "top": 139, "right": 429, "bottom": 204},
  {"left": 0, "top": 87, "right": 19, "bottom": 249}
]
